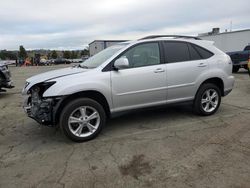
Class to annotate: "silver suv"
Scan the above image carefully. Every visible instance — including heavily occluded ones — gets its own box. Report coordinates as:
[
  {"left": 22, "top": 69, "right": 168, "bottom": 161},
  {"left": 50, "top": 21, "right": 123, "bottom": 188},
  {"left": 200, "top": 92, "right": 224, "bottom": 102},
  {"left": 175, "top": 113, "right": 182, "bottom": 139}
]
[{"left": 22, "top": 35, "right": 235, "bottom": 142}]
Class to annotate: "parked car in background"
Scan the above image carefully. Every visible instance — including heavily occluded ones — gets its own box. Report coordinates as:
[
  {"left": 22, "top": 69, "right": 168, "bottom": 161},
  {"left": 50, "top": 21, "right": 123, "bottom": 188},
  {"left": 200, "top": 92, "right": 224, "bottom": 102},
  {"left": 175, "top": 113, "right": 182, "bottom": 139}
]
[
  {"left": 49, "top": 59, "right": 55, "bottom": 64},
  {"left": 227, "top": 45, "right": 250, "bottom": 73},
  {"left": 82, "top": 56, "right": 89, "bottom": 61},
  {"left": 22, "top": 35, "right": 234, "bottom": 142},
  {"left": 39, "top": 59, "right": 55, "bottom": 66},
  {"left": 54, "top": 58, "right": 71, "bottom": 65},
  {"left": 71, "top": 59, "right": 83, "bottom": 63},
  {"left": 39, "top": 58, "right": 50, "bottom": 66},
  {"left": 0, "top": 62, "right": 14, "bottom": 92}
]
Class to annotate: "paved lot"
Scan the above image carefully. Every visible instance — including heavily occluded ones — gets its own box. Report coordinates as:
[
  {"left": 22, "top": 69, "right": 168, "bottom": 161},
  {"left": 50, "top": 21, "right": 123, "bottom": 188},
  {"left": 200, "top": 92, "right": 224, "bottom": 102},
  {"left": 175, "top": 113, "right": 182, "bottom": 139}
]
[{"left": 0, "top": 65, "right": 250, "bottom": 188}]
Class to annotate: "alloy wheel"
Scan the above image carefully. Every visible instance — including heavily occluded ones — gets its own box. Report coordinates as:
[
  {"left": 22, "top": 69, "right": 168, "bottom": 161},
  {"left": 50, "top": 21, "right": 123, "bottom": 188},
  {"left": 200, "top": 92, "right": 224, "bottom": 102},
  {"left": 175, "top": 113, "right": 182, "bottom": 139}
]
[
  {"left": 68, "top": 106, "right": 100, "bottom": 137},
  {"left": 201, "top": 89, "right": 219, "bottom": 113}
]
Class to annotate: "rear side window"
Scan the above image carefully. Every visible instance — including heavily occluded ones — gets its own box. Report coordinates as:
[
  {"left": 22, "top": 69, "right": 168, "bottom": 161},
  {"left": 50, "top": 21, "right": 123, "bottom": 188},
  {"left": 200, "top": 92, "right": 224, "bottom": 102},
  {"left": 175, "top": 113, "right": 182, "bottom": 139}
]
[
  {"left": 163, "top": 42, "right": 190, "bottom": 63},
  {"left": 188, "top": 44, "right": 202, "bottom": 60},
  {"left": 192, "top": 44, "right": 213, "bottom": 59}
]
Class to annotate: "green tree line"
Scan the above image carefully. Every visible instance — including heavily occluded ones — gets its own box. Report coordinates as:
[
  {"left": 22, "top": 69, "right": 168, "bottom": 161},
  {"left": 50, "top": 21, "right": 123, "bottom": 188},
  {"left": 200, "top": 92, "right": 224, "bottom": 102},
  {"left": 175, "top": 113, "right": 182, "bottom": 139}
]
[{"left": 1, "top": 46, "right": 89, "bottom": 60}]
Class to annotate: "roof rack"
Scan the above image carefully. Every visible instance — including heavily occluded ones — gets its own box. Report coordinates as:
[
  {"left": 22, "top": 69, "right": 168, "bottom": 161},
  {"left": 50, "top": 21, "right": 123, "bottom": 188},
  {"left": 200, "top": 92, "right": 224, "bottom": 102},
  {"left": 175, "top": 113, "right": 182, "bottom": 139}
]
[{"left": 139, "top": 35, "right": 201, "bottom": 40}]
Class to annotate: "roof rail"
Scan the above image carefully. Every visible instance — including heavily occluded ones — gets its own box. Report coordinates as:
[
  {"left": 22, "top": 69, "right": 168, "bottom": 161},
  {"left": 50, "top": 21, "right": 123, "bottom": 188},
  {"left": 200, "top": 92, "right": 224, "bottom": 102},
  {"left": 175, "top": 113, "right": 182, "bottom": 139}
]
[{"left": 139, "top": 35, "right": 201, "bottom": 40}]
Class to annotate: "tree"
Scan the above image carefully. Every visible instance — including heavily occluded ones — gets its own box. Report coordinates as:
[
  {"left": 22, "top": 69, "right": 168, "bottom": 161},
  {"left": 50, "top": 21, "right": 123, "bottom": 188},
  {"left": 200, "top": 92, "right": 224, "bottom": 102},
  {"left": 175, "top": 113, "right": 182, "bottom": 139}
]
[
  {"left": 70, "top": 51, "right": 74, "bottom": 59},
  {"left": 18, "top": 45, "right": 27, "bottom": 59},
  {"left": 81, "top": 49, "right": 89, "bottom": 56},
  {"left": 51, "top": 50, "right": 58, "bottom": 59},
  {"left": 63, "top": 51, "right": 71, "bottom": 59},
  {"left": 70, "top": 51, "right": 78, "bottom": 59},
  {"left": 0, "top": 50, "right": 17, "bottom": 60},
  {"left": 0, "top": 50, "right": 5, "bottom": 60},
  {"left": 47, "top": 51, "right": 51, "bottom": 59}
]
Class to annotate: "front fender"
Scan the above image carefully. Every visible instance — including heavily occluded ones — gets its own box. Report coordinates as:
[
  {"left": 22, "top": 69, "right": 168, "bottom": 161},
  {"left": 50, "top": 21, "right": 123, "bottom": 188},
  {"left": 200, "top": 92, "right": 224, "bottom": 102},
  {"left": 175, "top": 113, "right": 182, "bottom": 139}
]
[{"left": 43, "top": 71, "right": 112, "bottom": 109}]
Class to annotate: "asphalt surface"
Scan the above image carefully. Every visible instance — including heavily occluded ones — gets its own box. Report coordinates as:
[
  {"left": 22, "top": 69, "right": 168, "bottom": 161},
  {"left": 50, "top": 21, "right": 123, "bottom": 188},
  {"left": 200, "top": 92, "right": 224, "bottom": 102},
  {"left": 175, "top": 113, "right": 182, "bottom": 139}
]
[{"left": 0, "top": 65, "right": 250, "bottom": 188}]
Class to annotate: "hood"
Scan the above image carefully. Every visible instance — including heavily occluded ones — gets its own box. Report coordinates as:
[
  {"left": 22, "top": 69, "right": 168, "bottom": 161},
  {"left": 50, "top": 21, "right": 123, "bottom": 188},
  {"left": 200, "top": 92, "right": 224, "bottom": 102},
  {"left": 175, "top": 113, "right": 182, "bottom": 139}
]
[{"left": 24, "top": 66, "right": 89, "bottom": 92}]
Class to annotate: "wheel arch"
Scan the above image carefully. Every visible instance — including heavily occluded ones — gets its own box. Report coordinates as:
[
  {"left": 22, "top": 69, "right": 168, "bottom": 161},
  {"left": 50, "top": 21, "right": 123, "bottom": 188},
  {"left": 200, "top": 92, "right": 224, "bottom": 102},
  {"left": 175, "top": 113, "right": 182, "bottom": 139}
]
[
  {"left": 196, "top": 77, "right": 224, "bottom": 97},
  {"left": 54, "top": 90, "right": 111, "bottom": 125}
]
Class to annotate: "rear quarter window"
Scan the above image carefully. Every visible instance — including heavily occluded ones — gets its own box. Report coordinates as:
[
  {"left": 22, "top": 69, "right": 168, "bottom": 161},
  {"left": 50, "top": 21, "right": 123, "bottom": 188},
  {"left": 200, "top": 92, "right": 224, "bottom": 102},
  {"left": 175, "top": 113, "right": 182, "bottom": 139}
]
[
  {"left": 188, "top": 44, "right": 202, "bottom": 60},
  {"left": 192, "top": 44, "right": 214, "bottom": 59}
]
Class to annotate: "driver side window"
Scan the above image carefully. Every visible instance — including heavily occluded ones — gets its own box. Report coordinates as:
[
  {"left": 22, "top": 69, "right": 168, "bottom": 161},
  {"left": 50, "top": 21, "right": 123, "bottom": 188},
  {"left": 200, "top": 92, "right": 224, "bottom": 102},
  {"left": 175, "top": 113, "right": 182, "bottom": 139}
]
[{"left": 122, "top": 42, "right": 160, "bottom": 68}]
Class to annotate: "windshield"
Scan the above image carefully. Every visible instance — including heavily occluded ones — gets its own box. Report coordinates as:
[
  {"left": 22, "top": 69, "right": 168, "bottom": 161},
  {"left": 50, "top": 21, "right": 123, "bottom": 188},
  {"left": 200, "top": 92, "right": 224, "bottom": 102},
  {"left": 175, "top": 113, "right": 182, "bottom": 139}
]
[{"left": 80, "top": 43, "right": 129, "bottom": 68}]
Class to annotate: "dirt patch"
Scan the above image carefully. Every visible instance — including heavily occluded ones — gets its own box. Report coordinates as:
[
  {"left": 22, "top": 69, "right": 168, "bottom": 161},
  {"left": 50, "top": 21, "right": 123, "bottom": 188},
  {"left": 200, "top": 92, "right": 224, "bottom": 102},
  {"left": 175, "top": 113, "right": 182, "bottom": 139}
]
[
  {"left": 91, "top": 165, "right": 98, "bottom": 170},
  {"left": 119, "top": 154, "right": 152, "bottom": 179}
]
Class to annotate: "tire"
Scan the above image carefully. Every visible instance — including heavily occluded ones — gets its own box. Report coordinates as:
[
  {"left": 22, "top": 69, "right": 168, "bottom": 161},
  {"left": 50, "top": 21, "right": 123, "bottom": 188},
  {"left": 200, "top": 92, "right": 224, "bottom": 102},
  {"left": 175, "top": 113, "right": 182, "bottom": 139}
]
[
  {"left": 193, "top": 83, "right": 221, "bottom": 116},
  {"left": 60, "top": 98, "right": 106, "bottom": 142},
  {"left": 232, "top": 66, "right": 240, "bottom": 73}
]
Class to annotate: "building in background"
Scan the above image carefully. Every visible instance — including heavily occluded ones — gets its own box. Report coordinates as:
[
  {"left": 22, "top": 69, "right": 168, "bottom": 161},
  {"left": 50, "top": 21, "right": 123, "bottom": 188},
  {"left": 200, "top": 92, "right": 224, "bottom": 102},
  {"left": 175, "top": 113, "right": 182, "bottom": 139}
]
[
  {"left": 198, "top": 28, "right": 250, "bottom": 52},
  {"left": 89, "top": 40, "right": 127, "bottom": 56}
]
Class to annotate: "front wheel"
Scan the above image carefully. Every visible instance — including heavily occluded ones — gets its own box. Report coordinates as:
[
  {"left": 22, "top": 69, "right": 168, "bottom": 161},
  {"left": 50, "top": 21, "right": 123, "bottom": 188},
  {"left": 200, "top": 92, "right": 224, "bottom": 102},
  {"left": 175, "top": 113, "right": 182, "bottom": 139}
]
[
  {"left": 60, "top": 98, "right": 106, "bottom": 142},
  {"left": 193, "top": 83, "right": 221, "bottom": 116}
]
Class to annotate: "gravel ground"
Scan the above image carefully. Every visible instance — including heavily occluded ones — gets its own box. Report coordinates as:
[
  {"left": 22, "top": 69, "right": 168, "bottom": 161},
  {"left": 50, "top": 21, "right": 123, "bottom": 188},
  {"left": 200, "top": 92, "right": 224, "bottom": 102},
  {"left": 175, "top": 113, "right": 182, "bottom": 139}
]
[{"left": 0, "top": 65, "right": 250, "bottom": 188}]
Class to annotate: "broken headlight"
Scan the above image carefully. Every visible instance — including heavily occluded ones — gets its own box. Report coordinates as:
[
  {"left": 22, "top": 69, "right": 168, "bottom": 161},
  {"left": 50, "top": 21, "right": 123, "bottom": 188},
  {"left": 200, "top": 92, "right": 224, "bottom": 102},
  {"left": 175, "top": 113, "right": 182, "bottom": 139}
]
[
  {"left": 30, "top": 81, "right": 56, "bottom": 97},
  {"left": 31, "top": 86, "right": 41, "bottom": 104}
]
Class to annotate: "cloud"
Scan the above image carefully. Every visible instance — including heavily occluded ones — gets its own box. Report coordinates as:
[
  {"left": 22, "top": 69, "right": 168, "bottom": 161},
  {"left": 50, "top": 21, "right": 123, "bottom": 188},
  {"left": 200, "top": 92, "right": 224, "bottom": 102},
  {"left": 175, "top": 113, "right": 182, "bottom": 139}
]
[{"left": 0, "top": 0, "right": 249, "bottom": 50}]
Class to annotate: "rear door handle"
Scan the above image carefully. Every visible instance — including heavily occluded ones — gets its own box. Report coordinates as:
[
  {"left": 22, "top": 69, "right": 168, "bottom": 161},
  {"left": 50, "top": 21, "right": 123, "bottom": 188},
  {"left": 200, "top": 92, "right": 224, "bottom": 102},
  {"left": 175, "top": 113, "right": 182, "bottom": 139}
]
[
  {"left": 154, "top": 68, "right": 165, "bottom": 73},
  {"left": 197, "top": 63, "right": 207, "bottom": 67}
]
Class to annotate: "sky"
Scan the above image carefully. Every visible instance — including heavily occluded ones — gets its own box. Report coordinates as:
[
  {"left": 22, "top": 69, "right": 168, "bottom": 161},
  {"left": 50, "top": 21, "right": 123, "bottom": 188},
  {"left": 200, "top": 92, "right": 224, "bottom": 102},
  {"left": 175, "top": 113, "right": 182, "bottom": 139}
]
[{"left": 0, "top": 0, "right": 249, "bottom": 50}]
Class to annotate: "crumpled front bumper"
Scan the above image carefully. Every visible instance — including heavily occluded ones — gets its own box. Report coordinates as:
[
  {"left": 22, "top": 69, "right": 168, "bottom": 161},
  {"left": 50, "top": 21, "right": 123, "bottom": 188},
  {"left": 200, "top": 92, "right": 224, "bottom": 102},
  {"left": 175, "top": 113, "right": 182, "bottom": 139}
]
[
  {"left": 0, "top": 69, "right": 14, "bottom": 89},
  {"left": 23, "top": 95, "right": 55, "bottom": 126},
  {"left": 23, "top": 95, "right": 32, "bottom": 116},
  {"left": 4, "top": 80, "right": 14, "bottom": 88},
  {"left": 23, "top": 94, "right": 64, "bottom": 126}
]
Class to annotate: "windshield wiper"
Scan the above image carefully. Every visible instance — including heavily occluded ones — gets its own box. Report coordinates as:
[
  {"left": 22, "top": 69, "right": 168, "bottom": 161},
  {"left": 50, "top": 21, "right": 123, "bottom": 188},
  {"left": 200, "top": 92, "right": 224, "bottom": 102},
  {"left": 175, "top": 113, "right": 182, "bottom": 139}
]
[{"left": 78, "top": 64, "right": 89, "bottom": 69}]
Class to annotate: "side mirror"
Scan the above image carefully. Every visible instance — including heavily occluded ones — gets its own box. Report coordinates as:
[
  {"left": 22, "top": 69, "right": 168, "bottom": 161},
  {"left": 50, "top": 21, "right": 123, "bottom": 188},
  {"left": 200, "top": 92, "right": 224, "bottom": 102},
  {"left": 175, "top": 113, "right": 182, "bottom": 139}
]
[{"left": 114, "top": 57, "right": 129, "bottom": 70}]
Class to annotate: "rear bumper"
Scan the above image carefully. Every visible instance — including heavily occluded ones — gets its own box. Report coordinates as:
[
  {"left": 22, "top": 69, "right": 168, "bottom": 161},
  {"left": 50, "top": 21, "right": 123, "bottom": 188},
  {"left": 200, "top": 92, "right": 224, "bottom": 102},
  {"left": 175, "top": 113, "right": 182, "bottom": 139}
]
[
  {"left": 224, "top": 89, "right": 233, "bottom": 96},
  {"left": 223, "top": 75, "right": 235, "bottom": 96}
]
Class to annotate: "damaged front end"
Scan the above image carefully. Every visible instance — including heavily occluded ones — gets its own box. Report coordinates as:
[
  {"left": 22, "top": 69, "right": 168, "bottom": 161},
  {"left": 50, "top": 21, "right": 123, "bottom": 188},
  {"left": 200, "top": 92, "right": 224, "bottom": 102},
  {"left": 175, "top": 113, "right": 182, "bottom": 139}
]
[
  {"left": 23, "top": 82, "right": 63, "bottom": 126},
  {"left": 0, "top": 64, "right": 14, "bottom": 92}
]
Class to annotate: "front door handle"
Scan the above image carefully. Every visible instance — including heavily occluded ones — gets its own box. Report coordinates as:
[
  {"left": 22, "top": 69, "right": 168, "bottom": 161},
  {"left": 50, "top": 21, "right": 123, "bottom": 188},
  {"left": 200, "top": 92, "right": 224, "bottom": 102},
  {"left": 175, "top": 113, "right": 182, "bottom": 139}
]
[
  {"left": 197, "top": 63, "right": 207, "bottom": 67},
  {"left": 154, "top": 68, "right": 165, "bottom": 73}
]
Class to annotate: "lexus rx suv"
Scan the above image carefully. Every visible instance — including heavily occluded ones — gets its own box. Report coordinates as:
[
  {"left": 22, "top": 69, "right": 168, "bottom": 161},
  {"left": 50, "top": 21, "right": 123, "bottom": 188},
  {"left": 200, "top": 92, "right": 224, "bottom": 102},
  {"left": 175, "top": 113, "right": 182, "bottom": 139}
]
[{"left": 22, "top": 35, "right": 234, "bottom": 142}]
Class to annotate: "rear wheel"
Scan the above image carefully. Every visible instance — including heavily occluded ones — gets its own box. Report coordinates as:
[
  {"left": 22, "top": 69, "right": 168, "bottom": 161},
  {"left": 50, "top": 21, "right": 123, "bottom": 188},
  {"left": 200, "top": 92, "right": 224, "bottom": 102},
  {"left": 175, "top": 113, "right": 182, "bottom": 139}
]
[
  {"left": 60, "top": 98, "right": 106, "bottom": 142},
  {"left": 193, "top": 83, "right": 221, "bottom": 116}
]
